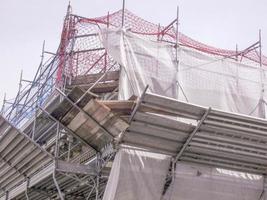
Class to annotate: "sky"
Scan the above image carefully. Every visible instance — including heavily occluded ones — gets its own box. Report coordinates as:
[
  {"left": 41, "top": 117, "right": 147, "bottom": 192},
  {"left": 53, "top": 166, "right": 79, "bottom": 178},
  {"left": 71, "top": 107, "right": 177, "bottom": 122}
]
[{"left": 0, "top": 0, "right": 266, "bottom": 106}]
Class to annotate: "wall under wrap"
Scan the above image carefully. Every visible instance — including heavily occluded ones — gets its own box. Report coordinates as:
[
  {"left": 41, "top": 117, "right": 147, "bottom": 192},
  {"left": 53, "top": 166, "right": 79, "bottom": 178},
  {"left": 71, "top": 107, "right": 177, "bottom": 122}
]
[
  {"left": 178, "top": 47, "right": 265, "bottom": 118},
  {"left": 101, "top": 28, "right": 178, "bottom": 100},
  {"left": 102, "top": 148, "right": 171, "bottom": 200},
  {"left": 102, "top": 28, "right": 267, "bottom": 118},
  {"left": 101, "top": 29, "right": 267, "bottom": 199},
  {"left": 103, "top": 148, "right": 264, "bottom": 200},
  {"left": 163, "top": 163, "right": 264, "bottom": 200}
]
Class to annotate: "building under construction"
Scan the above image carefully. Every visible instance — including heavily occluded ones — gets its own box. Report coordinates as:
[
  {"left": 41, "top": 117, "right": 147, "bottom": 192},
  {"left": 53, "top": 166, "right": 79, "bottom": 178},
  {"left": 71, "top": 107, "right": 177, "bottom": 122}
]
[{"left": 1, "top": 4, "right": 267, "bottom": 200}]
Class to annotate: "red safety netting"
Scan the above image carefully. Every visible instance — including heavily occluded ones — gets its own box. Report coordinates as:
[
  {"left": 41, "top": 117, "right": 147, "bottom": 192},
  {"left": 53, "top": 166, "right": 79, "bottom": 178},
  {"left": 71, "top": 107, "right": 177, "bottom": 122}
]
[{"left": 56, "top": 9, "right": 267, "bottom": 82}]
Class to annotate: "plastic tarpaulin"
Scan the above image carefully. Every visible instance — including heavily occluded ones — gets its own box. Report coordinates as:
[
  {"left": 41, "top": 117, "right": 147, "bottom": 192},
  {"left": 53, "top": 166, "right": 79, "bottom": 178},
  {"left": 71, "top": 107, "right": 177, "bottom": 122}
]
[
  {"left": 103, "top": 148, "right": 264, "bottom": 200},
  {"left": 102, "top": 148, "right": 171, "bottom": 200},
  {"left": 101, "top": 28, "right": 267, "bottom": 118},
  {"left": 178, "top": 47, "right": 265, "bottom": 118},
  {"left": 101, "top": 28, "right": 178, "bottom": 100},
  {"left": 163, "top": 163, "right": 264, "bottom": 200}
]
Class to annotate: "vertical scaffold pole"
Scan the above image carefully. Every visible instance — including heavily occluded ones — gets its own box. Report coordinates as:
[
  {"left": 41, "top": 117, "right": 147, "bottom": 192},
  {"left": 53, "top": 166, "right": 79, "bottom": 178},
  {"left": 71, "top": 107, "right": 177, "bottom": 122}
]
[
  {"left": 121, "top": 0, "right": 126, "bottom": 27},
  {"left": 32, "top": 41, "right": 45, "bottom": 140},
  {"left": 5, "top": 191, "right": 8, "bottom": 200},
  {"left": 104, "top": 12, "right": 110, "bottom": 72},
  {"left": 176, "top": 6, "right": 180, "bottom": 100},
  {"left": 259, "top": 29, "right": 265, "bottom": 117},
  {"left": 157, "top": 23, "right": 161, "bottom": 41},
  {"left": 15, "top": 70, "right": 23, "bottom": 116},
  {"left": 55, "top": 122, "right": 60, "bottom": 158},
  {"left": 176, "top": 6, "right": 180, "bottom": 49},
  {"left": 259, "top": 29, "right": 262, "bottom": 67},
  {"left": 53, "top": 170, "right": 64, "bottom": 200},
  {"left": 1, "top": 93, "right": 6, "bottom": 114},
  {"left": 235, "top": 44, "right": 239, "bottom": 87},
  {"left": 235, "top": 44, "right": 238, "bottom": 61},
  {"left": 95, "top": 153, "right": 100, "bottom": 200}
]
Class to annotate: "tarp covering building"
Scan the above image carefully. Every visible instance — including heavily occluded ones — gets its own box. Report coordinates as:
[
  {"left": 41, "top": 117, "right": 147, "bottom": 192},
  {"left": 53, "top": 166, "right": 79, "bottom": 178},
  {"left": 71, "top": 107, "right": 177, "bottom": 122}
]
[
  {"left": 101, "top": 28, "right": 267, "bottom": 200},
  {"left": 103, "top": 148, "right": 264, "bottom": 200},
  {"left": 102, "top": 28, "right": 267, "bottom": 118},
  {"left": 2, "top": 6, "right": 267, "bottom": 200}
]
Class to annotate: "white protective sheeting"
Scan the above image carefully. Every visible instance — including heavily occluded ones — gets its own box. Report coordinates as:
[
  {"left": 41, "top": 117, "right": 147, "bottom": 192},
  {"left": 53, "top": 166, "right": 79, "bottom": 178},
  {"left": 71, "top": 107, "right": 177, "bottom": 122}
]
[
  {"left": 178, "top": 47, "right": 265, "bottom": 118},
  {"left": 103, "top": 148, "right": 264, "bottom": 200},
  {"left": 102, "top": 147, "right": 171, "bottom": 200},
  {"left": 163, "top": 163, "right": 264, "bottom": 200},
  {"left": 101, "top": 28, "right": 178, "bottom": 100},
  {"left": 101, "top": 28, "right": 267, "bottom": 118}
]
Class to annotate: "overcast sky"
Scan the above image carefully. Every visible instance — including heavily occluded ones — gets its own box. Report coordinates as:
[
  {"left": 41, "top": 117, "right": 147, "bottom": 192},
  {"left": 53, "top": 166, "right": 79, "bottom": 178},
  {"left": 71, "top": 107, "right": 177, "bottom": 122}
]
[{"left": 0, "top": 0, "right": 266, "bottom": 106}]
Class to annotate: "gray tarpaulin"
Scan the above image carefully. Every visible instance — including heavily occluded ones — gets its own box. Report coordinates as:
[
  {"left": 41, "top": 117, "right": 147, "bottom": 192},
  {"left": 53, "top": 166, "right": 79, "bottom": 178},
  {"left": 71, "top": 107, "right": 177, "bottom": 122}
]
[
  {"left": 102, "top": 148, "right": 171, "bottom": 200},
  {"left": 163, "top": 163, "right": 264, "bottom": 200},
  {"left": 101, "top": 29, "right": 266, "bottom": 200},
  {"left": 101, "top": 28, "right": 267, "bottom": 118},
  {"left": 101, "top": 28, "right": 178, "bottom": 100},
  {"left": 103, "top": 148, "right": 264, "bottom": 200}
]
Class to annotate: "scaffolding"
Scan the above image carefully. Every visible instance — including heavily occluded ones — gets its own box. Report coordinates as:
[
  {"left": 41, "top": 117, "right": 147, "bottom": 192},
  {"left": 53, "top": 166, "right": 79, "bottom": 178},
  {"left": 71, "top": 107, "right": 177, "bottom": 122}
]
[{"left": 1, "top": 3, "right": 267, "bottom": 200}]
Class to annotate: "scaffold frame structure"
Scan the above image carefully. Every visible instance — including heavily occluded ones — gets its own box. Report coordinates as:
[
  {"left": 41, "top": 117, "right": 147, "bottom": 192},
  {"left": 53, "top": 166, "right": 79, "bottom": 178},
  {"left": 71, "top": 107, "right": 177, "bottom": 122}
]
[{"left": 1, "top": 2, "right": 267, "bottom": 200}]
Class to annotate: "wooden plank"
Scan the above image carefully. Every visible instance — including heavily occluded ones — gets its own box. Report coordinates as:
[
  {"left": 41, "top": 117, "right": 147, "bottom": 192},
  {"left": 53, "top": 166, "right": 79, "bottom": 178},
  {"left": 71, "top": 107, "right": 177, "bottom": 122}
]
[
  {"left": 84, "top": 100, "right": 111, "bottom": 122},
  {"left": 54, "top": 86, "right": 94, "bottom": 125},
  {"left": 71, "top": 71, "right": 120, "bottom": 85},
  {"left": 104, "top": 115, "right": 129, "bottom": 136},
  {"left": 61, "top": 107, "right": 80, "bottom": 126},
  {"left": 61, "top": 92, "right": 94, "bottom": 126},
  {"left": 68, "top": 112, "right": 88, "bottom": 132},
  {"left": 51, "top": 87, "right": 85, "bottom": 120},
  {"left": 66, "top": 98, "right": 129, "bottom": 151},
  {"left": 78, "top": 100, "right": 124, "bottom": 137},
  {"left": 68, "top": 81, "right": 119, "bottom": 94},
  {"left": 100, "top": 99, "right": 187, "bottom": 117},
  {"left": 100, "top": 100, "right": 135, "bottom": 114}
]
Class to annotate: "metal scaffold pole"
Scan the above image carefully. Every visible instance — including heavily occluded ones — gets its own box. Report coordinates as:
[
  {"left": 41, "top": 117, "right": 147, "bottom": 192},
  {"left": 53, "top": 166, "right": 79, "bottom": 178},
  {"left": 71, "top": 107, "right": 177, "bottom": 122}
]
[
  {"left": 3, "top": 5, "right": 267, "bottom": 200},
  {"left": 175, "top": 6, "right": 180, "bottom": 100},
  {"left": 176, "top": 6, "right": 180, "bottom": 49},
  {"left": 259, "top": 29, "right": 262, "bottom": 67},
  {"left": 121, "top": 0, "right": 126, "bottom": 27},
  {"left": 1, "top": 93, "right": 6, "bottom": 114},
  {"left": 32, "top": 40, "right": 45, "bottom": 140},
  {"left": 14, "top": 70, "right": 23, "bottom": 118},
  {"left": 235, "top": 44, "right": 239, "bottom": 87},
  {"left": 259, "top": 29, "right": 266, "bottom": 117}
]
